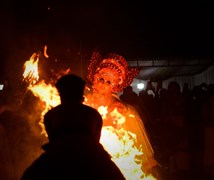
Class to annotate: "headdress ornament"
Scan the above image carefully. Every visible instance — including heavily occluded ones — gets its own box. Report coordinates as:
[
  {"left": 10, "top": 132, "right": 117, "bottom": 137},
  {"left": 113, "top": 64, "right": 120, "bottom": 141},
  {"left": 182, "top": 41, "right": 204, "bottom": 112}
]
[{"left": 87, "top": 51, "right": 140, "bottom": 93}]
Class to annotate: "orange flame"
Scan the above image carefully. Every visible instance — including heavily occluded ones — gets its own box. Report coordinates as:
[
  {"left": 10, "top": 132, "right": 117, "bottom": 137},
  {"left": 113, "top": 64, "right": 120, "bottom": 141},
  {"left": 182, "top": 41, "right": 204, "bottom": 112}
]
[
  {"left": 85, "top": 100, "right": 156, "bottom": 180},
  {"left": 22, "top": 53, "right": 157, "bottom": 180},
  {"left": 28, "top": 80, "right": 60, "bottom": 136},
  {"left": 23, "top": 53, "right": 39, "bottom": 86}
]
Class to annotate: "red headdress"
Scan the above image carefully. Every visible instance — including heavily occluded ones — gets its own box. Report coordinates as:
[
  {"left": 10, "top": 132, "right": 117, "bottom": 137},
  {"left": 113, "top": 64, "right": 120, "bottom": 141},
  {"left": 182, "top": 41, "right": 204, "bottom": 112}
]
[{"left": 87, "top": 51, "right": 140, "bottom": 93}]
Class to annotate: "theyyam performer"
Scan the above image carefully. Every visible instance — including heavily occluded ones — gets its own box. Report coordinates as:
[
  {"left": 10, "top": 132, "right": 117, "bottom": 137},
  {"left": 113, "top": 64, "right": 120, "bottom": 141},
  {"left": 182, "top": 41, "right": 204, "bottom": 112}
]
[
  {"left": 84, "top": 51, "right": 158, "bottom": 178},
  {"left": 22, "top": 48, "right": 158, "bottom": 179}
]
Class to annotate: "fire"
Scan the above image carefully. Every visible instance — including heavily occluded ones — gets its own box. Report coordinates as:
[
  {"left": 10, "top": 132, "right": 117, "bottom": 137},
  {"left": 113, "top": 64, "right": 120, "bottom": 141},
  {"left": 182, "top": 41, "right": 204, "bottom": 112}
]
[
  {"left": 27, "top": 80, "right": 60, "bottom": 136},
  {"left": 22, "top": 52, "right": 61, "bottom": 136},
  {"left": 23, "top": 53, "right": 40, "bottom": 86},
  {"left": 22, "top": 53, "right": 157, "bottom": 180},
  {"left": 97, "top": 106, "right": 108, "bottom": 119},
  {"left": 85, "top": 101, "right": 156, "bottom": 180}
]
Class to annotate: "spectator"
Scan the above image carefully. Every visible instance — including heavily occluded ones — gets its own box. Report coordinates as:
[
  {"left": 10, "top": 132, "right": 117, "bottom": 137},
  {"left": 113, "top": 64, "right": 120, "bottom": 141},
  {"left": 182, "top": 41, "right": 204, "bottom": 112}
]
[{"left": 21, "top": 73, "right": 125, "bottom": 180}]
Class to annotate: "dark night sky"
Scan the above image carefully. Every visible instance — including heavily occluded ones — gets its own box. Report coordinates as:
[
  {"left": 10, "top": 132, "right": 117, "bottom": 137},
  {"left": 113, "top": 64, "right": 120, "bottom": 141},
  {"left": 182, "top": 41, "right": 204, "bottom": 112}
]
[
  {"left": 0, "top": 0, "right": 213, "bottom": 80},
  {"left": 1, "top": 0, "right": 212, "bottom": 56}
]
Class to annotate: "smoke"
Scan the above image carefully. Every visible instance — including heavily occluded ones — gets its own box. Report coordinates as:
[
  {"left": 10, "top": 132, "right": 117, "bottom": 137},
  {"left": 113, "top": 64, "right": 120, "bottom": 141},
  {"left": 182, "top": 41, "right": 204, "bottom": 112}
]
[{"left": 0, "top": 91, "right": 48, "bottom": 179}]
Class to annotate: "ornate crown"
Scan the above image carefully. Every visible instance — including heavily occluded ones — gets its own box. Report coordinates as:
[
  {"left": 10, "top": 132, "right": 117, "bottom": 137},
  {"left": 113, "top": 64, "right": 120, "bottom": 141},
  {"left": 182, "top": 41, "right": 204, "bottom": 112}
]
[{"left": 87, "top": 51, "right": 140, "bottom": 93}]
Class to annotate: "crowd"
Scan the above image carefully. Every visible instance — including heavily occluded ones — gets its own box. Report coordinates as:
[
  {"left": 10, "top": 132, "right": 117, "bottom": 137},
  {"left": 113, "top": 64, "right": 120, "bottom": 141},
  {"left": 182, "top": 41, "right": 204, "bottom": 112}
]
[{"left": 120, "top": 81, "right": 214, "bottom": 179}]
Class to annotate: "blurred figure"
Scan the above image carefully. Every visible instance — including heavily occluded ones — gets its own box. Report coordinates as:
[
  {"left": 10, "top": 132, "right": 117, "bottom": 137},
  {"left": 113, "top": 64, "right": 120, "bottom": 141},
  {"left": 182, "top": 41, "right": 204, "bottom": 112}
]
[
  {"left": 120, "top": 85, "right": 138, "bottom": 106},
  {"left": 146, "top": 79, "right": 155, "bottom": 94},
  {"left": 21, "top": 73, "right": 125, "bottom": 180}
]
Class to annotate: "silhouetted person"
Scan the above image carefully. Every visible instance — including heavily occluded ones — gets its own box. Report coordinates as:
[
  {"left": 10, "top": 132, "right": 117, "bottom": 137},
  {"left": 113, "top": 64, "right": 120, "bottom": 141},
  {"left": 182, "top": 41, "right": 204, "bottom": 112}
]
[
  {"left": 21, "top": 73, "right": 125, "bottom": 180},
  {"left": 120, "top": 85, "right": 139, "bottom": 106}
]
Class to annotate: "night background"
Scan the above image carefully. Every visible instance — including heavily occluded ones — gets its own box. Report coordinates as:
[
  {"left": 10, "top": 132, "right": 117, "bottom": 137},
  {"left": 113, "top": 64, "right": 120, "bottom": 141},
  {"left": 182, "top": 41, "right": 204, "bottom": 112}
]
[{"left": 0, "top": 0, "right": 213, "bottom": 79}]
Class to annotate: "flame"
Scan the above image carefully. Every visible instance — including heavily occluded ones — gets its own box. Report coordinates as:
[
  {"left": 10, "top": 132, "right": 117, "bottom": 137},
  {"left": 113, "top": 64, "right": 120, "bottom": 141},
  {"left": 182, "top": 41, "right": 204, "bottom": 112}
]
[
  {"left": 22, "top": 53, "right": 157, "bottom": 180},
  {"left": 28, "top": 80, "right": 60, "bottom": 136},
  {"left": 44, "top": 45, "right": 49, "bottom": 58},
  {"left": 23, "top": 53, "right": 39, "bottom": 86},
  {"left": 97, "top": 106, "right": 108, "bottom": 119},
  {"left": 109, "top": 108, "right": 126, "bottom": 124},
  {"left": 22, "top": 53, "right": 61, "bottom": 136},
  {"left": 86, "top": 101, "right": 156, "bottom": 180}
]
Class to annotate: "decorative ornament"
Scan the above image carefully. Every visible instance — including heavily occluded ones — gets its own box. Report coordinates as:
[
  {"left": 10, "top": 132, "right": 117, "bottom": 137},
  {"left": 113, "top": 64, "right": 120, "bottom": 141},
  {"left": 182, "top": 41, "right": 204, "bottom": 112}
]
[{"left": 87, "top": 51, "right": 140, "bottom": 93}]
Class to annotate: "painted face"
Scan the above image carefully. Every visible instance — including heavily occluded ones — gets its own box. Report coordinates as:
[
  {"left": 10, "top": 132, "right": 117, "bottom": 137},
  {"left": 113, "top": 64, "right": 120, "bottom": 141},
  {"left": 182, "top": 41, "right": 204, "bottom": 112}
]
[
  {"left": 93, "top": 68, "right": 119, "bottom": 95},
  {"left": 87, "top": 52, "right": 140, "bottom": 93}
]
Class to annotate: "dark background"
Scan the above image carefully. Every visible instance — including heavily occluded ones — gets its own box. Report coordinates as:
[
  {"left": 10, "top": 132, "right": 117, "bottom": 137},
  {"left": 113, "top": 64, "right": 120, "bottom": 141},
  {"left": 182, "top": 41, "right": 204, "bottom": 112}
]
[{"left": 0, "top": 0, "right": 213, "bottom": 81}]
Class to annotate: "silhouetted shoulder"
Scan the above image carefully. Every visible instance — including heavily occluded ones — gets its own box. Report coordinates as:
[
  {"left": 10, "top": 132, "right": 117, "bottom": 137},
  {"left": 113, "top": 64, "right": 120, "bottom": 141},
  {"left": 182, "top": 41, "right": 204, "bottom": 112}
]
[
  {"left": 81, "top": 104, "right": 102, "bottom": 118},
  {"left": 44, "top": 104, "right": 102, "bottom": 124},
  {"left": 44, "top": 103, "right": 103, "bottom": 143}
]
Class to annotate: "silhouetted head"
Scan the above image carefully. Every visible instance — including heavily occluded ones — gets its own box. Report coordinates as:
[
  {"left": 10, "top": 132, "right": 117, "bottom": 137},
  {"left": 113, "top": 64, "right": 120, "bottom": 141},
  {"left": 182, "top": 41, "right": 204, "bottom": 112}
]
[
  {"left": 56, "top": 74, "right": 86, "bottom": 103},
  {"left": 168, "top": 81, "right": 180, "bottom": 94},
  {"left": 123, "top": 86, "right": 133, "bottom": 94}
]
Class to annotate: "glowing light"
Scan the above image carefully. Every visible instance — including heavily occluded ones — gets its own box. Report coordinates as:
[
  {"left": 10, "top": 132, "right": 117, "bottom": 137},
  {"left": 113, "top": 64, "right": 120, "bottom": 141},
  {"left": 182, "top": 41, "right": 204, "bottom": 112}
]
[
  {"left": 44, "top": 45, "right": 49, "bottom": 58},
  {"left": 97, "top": 106, "right": 108, "bottom": 119},
  {"left": 84, "top": 98, "right": 156, "bottom": 180},
  {"left": 0, "top": 84, "right": 3, "bottom": 90},
  {"left": 22, "top": 53, "right": 39, "bottom": 86},
  {"left": 137, "top": 83, "right": 145, "bottom": 90},
  {"left": 28, "top": 80, "right": 60, "bottom": 136}
]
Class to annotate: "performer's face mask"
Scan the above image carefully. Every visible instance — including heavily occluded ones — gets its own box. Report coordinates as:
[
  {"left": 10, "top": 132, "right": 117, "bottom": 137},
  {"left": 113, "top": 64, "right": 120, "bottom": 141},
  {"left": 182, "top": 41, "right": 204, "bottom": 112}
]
[{"left": 93, "top": 69, "right": 118, "bottom": 95}]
